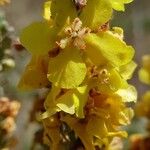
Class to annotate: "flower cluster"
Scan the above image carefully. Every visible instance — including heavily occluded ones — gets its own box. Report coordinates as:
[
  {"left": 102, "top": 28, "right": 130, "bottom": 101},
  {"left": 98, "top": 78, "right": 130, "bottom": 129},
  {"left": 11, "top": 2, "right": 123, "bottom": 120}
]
[
  {"left": 136, "top": 54, "right": 150, "bottom": 121},
  {"left": 130, "top": 91, "right": 150, "bottom": 150},
  {"left": 19, "top": 0, "right": 136, "bottom": 149},
  {"left": 136, "top": 91, "right": 150, "bottom": 119},
  {"left": 138, "top": 55, "right": 150, "bottom": 85},
  {"left": 130, "top": 54, "right": 150, "bottom": 150},
  {"left": 0, "top": 15, "right": 15, "bottom": 71},
  {"left": 0, "top": 97, "right": 20, "bottom": 149}
]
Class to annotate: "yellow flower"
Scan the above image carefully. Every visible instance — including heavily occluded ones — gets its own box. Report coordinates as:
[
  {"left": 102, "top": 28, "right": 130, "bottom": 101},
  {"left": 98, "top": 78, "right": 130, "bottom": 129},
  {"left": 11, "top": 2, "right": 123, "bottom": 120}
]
[
  {"left": 139, "top": 55, "right": 150, "bottom": 85},
  {"left": 135, "top": 91, "right": 150, "bottom": 118},
  {"left": 60, "top": 92, "right": 133, "bottom": 150},
  {"left": 19, "top": 0, "right": 136, "bottom": 149}
]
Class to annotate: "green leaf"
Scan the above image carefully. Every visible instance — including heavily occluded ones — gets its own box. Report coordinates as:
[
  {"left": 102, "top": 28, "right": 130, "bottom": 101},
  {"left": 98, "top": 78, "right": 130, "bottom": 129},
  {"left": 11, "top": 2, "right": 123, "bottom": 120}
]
[
  {"left": 48, "top": 47, "right": 87, "bottom": 89},
  {"left": 20, "top": 22, "right": 55, "bottom": 55},
  {"left": 79, "top": 0, "right": 112, "bottom": 30},
  {"left": 85, "top": 31, "right": 134, "bottom": 67},
  {"left": 109, "top": 0, "right": 133, "bottom": 11}
]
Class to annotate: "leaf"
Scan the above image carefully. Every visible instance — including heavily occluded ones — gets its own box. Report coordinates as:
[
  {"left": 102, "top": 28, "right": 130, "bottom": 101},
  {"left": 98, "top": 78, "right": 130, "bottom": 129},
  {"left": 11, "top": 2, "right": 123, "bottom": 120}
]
[
  {"left": 85, "top": 31, "right": 134, "bottom": 67},
  {"left": 48, "top": 47, "right": 87, "bottom": 89},
  {"left": 116, "top": 85, "right": 137, "bottom": 103},
  {"left": 18, "top": 55, "right": 49, "bottom": 90},
  {"left": 20, "top": 22, "right": 55, "bottom": 55},
  {"left": 109, "top": 0, "right": 133, "bottom": 11},
  {"left": 79, "top": 0, "right": 112, "bottom": 30}
]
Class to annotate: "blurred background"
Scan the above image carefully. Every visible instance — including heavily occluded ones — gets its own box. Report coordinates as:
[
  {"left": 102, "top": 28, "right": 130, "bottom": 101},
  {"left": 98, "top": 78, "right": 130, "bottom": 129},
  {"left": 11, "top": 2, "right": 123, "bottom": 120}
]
[{"left": 0, "top": 0, "right": 150, "bottom": 149}]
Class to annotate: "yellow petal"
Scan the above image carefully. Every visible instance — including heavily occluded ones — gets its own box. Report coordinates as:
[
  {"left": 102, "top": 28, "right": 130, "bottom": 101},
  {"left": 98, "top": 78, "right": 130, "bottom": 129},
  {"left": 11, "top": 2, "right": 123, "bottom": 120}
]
[
  {"left": 62, "top": 115, "right": 95, "bottom": 150},
  {"left": 20, "top": 22, "right": 55, "bottom": 55},
  {"left": 109, "top": 0, "right": 133, "bottom": 11},
  {"left": 43, "top": 1, "right": 51, "bottom": 20},
  {"left": 139, "top": 68, "right": 150, "bottom": 85},
  {"left": 116, "top": 85, "right": 137, "bottom": 103},
  {"left": 80, "top": 0, "right": 112, "bottom": 30},
  {"left": 119, "top": 61, "right": 137, "bottom": 80},
  {"left": 48, "top": 47, "right": 87, "bottom": 89},
  {"left": 85, "top": 31, "right": 134, "bottom": 67},
  {"left": 18, "top": 55, "right": 49, "bottom": 90}
]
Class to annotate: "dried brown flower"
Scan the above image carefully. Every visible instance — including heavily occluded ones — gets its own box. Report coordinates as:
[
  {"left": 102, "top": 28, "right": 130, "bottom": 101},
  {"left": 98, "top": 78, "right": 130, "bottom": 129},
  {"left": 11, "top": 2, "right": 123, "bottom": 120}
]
[{"left": 58, "top": 18, "right": 91, "bottom": 50}]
